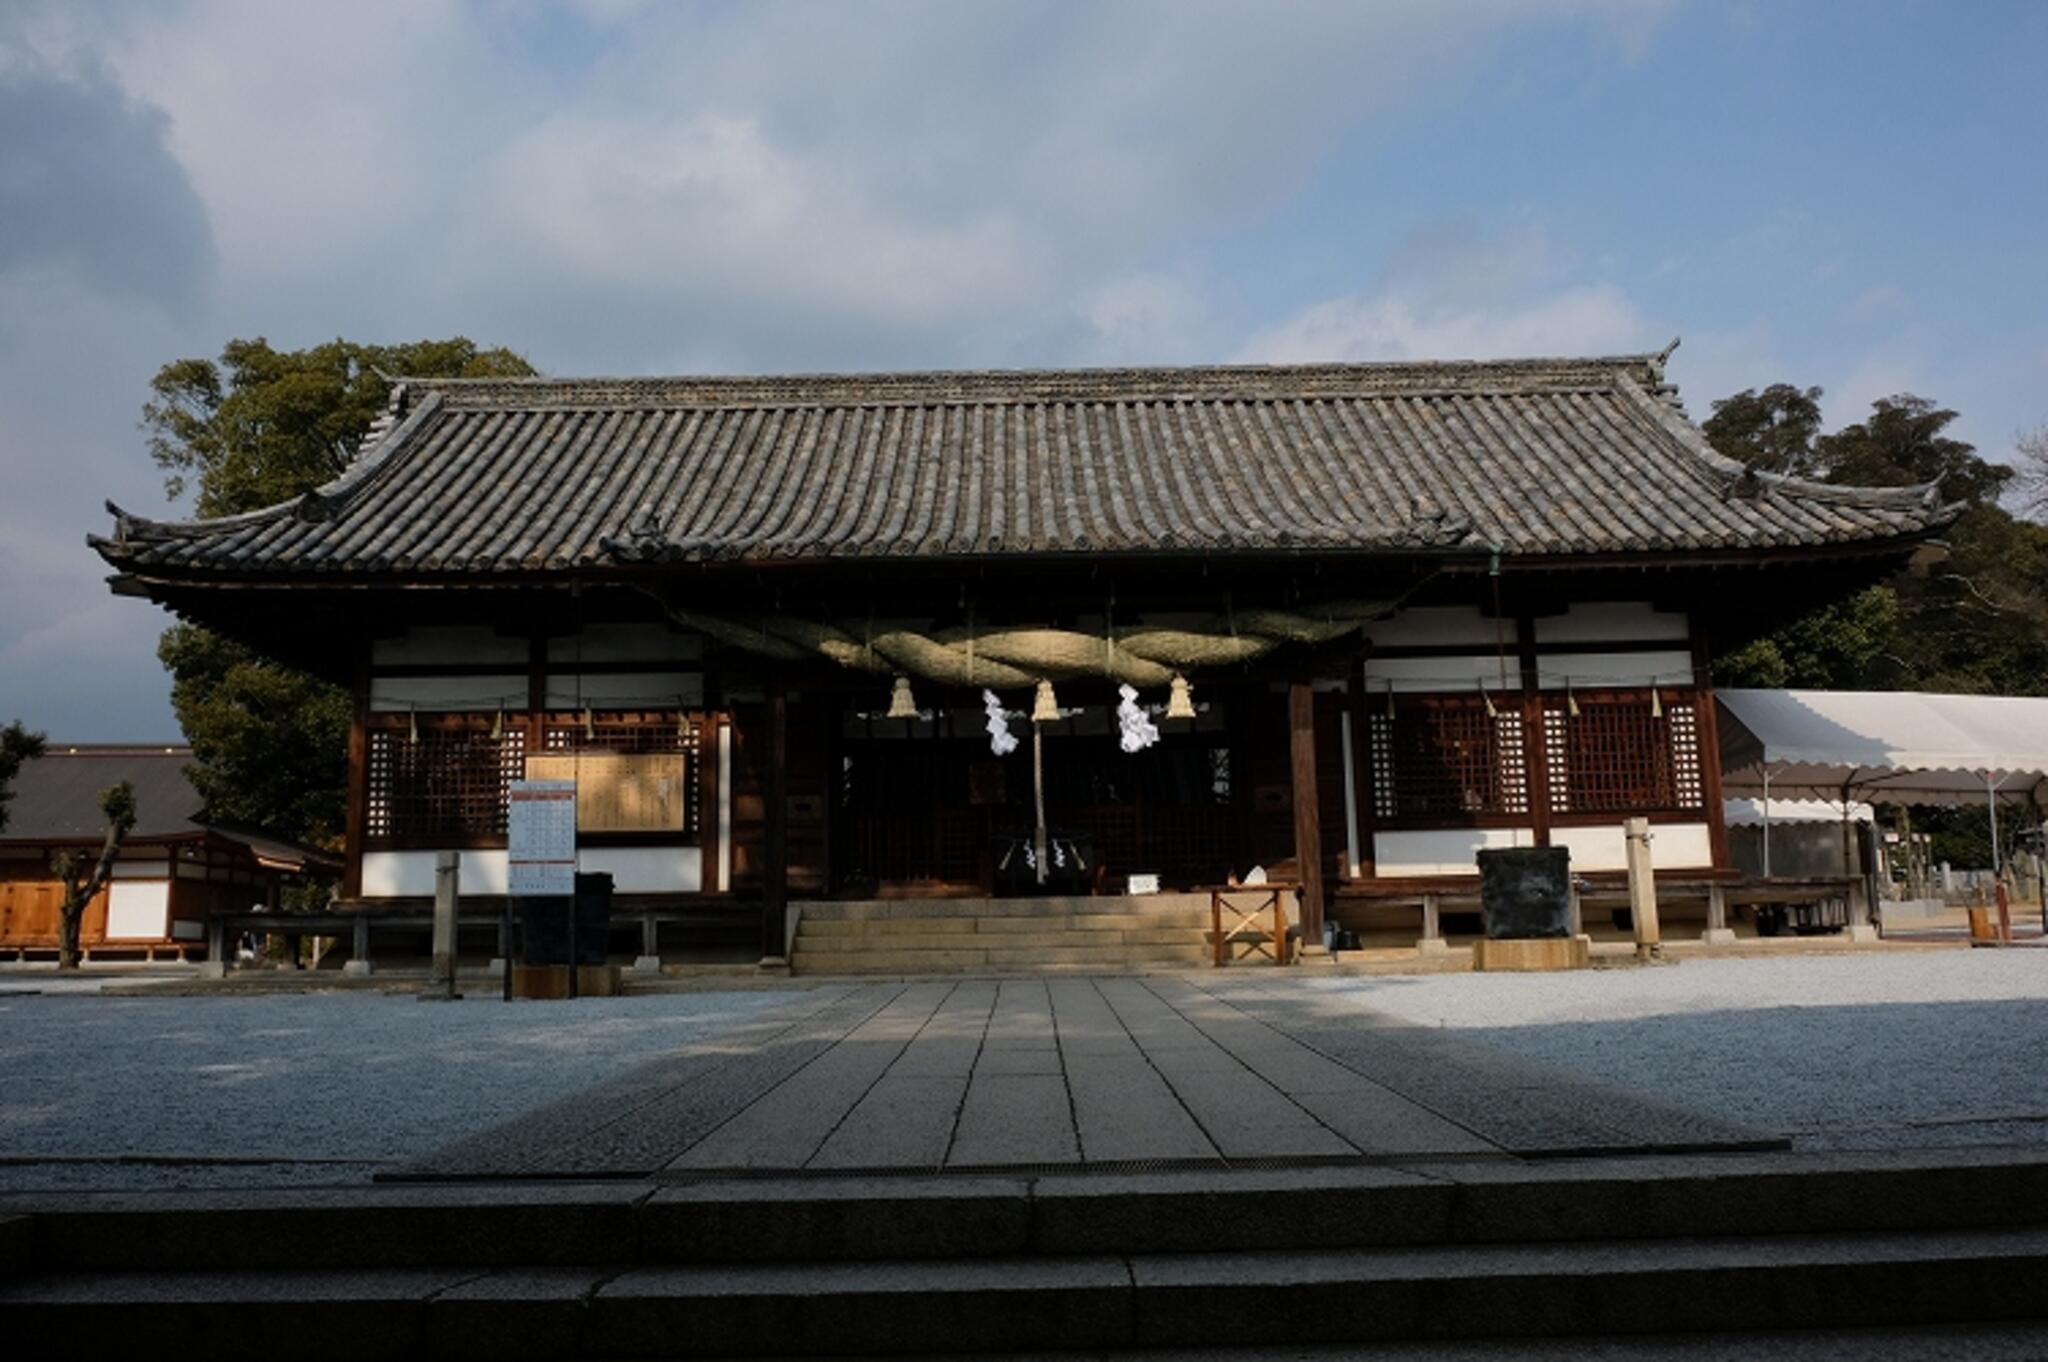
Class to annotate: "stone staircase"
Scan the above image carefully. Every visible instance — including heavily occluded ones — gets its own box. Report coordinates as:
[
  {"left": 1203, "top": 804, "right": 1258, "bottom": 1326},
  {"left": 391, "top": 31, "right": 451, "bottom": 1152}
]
[
  {"left": 791, "top": 893, "right": 1235, "bottom": 975},
  {"left": 7, "top": 1149, "right": 2048, "bottom": 1356}
]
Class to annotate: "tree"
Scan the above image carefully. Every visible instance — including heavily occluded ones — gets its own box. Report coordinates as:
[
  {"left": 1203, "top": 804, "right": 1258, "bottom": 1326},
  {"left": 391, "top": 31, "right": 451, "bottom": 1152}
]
[
  {"left": 1812, "top": 394, "right": 2010, "bottom": 505},
  {"left": 1703, "top": 383, "right": 1825, "bottom": 478},
  {"left": 1707, "top": 387, "right": 2048, "bottom": 697},
  {"left": 146, "top": 337, "right": 535, "bottom": 514},
  {"left": 144, "top": 338, "right": 536, "bottom": 850},
  {"left": 157, "top": 624, "right": 353, "bottom": 846},
  {"left": 2015, "top": 422, "right": 2048, "bottom": 522},
  {"left": 50, "top": 781, "right": 136, "bottom": 971},
  {"left": 0, "top": 721, "right": 46, "bottom": 833}
]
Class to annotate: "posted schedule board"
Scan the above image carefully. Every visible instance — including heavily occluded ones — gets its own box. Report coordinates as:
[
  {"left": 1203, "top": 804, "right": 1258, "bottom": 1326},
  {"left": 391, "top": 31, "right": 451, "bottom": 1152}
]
[{"left": 509, "top": 779, "right": 577, "bottom": 897}]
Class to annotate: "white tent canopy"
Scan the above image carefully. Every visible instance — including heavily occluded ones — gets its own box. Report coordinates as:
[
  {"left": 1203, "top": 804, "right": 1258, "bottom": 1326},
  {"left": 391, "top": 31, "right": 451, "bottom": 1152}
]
[
  {"left": 1717, "top": 689, "right": 2048, "bottom": 806},
  {"left": 1723, "top": 797, "right": 1873, "bottom": 827},
  {"left": 1717, "top": 689, "right": 2048, "bottom": 876}
]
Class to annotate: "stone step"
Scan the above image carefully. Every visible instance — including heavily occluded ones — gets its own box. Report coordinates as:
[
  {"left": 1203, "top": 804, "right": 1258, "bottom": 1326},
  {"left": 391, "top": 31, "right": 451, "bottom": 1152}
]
[
  {"left": 794, "top": 950, "right": 1213, "bottom": 975},
  {"left": 794, "top": 928, "right": 1210, "bottom": 953},
  {"left": 12, "top": 1152, "right": 2048, "bottom": 1274},
  {"left": 9, "top": 1225, "right": 2048, "bottom": 1358},
  {"left": 798, "top": 893, "right": 1220, "bottom": 922},
  {"left": 797, "top": 913, "right": 1212, "bottom": 937}
]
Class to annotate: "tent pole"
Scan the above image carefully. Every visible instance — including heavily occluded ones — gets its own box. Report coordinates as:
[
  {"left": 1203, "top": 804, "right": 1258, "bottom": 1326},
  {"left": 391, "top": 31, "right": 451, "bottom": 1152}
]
[
  {"left": 1988, "top": 771, "right": 2001, "bottom": 877},
  {"left": 1761, "top": 768, "right": 1771, "bottom": 878}
]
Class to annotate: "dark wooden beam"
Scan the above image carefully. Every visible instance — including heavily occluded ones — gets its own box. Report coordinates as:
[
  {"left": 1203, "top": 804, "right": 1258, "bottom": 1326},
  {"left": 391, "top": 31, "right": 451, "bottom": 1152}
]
[
  {"left": 1288, "top": 679, "right": 1325, "bottom": 949},
  {"left": 342, "top": 648, "right": 370, "bottom": 901},
  {"left": 761, "top": 679, "right": 789, "bottom": 961}
]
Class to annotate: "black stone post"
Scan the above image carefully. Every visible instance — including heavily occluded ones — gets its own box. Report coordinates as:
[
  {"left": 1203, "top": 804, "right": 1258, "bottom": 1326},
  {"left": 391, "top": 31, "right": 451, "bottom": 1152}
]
[{"left": 762, "top": 682, "right": 789, "bottom": 963}]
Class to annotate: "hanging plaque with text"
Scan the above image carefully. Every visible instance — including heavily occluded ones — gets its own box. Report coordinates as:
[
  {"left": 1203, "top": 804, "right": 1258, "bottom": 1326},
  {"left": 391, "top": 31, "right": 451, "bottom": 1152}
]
[{"left": 508, "top": 779, "right": 577, "bottom": 897}]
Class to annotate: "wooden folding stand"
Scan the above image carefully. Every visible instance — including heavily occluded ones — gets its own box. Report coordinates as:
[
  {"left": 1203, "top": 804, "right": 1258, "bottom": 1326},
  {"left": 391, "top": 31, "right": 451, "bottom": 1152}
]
[{"left": 1208, "top": 882, "right": 1297, "bottom": 966}]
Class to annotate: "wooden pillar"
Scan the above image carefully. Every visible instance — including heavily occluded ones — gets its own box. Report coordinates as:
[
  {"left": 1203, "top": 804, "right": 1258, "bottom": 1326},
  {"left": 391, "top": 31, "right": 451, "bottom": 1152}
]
[
  {"left": 1691, "top": 628, "right": 1731, "bottom": 871},
  {"left": 1288, "top": 680, "right": 1326, "bottom": 951},
  {"left": 761, "top": 682, "right": 789, "bottom": 963}
]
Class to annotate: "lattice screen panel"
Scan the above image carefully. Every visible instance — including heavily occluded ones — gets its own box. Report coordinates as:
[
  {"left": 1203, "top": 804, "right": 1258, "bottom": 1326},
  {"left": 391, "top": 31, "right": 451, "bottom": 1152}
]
[
  {"left": 366, "top": 726, "right": 526, "bottom": 843},
  {"left": 1541, "top": 692, "right": 1703, "bottom": 815},
  {"left": 1368, "top": 702, "right": 1528, "bottom": 823}
]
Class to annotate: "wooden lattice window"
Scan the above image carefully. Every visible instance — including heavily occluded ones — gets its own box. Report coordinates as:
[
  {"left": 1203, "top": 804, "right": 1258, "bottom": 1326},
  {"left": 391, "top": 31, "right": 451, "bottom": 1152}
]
[
  {"left": 365, "top": 724, "right": 525, "bottom": 844},
  {"left": 1368, "top": 698, "right": 1528, "bottom": 825},
  {"left": 1543, "top": 691, "right": 1703, "bottom": 815}
]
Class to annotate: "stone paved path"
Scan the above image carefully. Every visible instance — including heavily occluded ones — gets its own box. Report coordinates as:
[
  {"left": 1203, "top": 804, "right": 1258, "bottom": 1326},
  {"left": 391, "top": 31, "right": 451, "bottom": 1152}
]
[{"left": 396, "top": 975, "right": 1778, "bottom": 1181}]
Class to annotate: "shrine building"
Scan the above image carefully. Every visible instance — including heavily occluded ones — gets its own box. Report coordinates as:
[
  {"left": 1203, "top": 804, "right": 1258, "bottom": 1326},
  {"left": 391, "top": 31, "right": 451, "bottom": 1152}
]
[{"left": 91, "top": 351, "right": 1954, "bottom": 967}]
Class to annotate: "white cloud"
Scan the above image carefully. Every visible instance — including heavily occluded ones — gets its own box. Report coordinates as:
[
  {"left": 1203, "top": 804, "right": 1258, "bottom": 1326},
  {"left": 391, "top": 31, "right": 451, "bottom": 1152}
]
[
  {"left": 1238, "top": 283, "right": 1651, "bottom": 365},
  {"left": 0, "top": 0, "right": 1683, "bottom": 736},
  {"left": 1830, "top": 356, "right": 1926, "bottom": 429}
]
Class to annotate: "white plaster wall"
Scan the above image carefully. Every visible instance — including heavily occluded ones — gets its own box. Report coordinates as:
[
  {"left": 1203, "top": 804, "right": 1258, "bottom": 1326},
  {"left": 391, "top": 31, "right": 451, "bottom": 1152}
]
[
  {"left": 371, "top": 675, "right": 528, "bottom": 712},
  {"left": 1533, "top": 602, "right": 1688, "bottom": 644},
  {"left": 373, "top": 626, "right": 528, "bottom": 667},
  {"left": 1533, "top": 651, "right": 1694, "bottom": 689},
  {"left": 548, "top": 624, "right": 704, "bottom": 664},
  {"left": 359, "top": 847, "right": 701, "bottom": 896},
  {"left": 578, "top": 847, "right": 702, "bottom": 893},
  {"left": 1552, "top": 822, "right": 1714, "bottom": 872},
  {"left": 361, "top": 850, "right": 510, "bottom": 898},
  {"left": 544, "top": 672, "right": 704, "bottom": 708},
  {"left": 1362, "top": 606, "right": 1501, "bottom": 648},
  {"left": 104, "top": 880, "right": 169, "bottom": 939},
  {"left": 1363, "top": 656, "right": 1516, "bottom": 694},
  {"left": 1373, "top": 828, "right": 1536, "bottom": 877}
]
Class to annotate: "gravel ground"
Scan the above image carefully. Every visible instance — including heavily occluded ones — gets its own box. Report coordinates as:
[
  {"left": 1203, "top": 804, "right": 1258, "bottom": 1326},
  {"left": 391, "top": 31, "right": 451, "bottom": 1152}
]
[
  {"left": 1296, "top": 950, "right": 2048, "bottom": 1152},
  {"left": 5, "top": 953, "right": 2044, "bottom": 1193},
  {"left": 0, "top": 989, "right": 807, "bottom": 1191}
]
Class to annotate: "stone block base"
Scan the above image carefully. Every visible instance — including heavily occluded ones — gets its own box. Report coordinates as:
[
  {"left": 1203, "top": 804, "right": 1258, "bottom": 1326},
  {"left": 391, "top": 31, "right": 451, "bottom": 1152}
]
[
  {"left": 630, "top": 955, "right": 664, "bottom": 975},
  {"left": 1701, "top": 928, "right": 1738, "bottom": 946},
  {"left": 1473, "top": 936, "right": 1590, "bottom": 972},
  {"left": 1415, "top": 937, "right": 1451, "bottom": 955},
  {"left": 510, "top": 963, "right": 621, "bottom": 999},
  {"left": 1843, "top": 923, "right": 1880, "bottom": 944},
  {"left": 341, "top": 959, "right": 373, "bottom": 978}
]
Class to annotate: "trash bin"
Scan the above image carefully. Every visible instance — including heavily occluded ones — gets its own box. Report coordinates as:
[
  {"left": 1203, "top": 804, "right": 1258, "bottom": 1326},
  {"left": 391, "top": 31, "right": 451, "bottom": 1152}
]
[
  {"left": 517, "top": 872, "right": 613, "bottom": 965},
  {"left": 1476, "top": 847, "right": 1572, "bottom": 938},
  {"left": 572, "top": 871, "right": 612, "bottom": 965}
]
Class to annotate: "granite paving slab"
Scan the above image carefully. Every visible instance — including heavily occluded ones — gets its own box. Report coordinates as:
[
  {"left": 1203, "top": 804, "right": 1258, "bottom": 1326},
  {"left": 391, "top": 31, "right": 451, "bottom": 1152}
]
[
  {"left": 402, "top": 970, "right": 1778, "bottom": 1181},
  {"left": 668, "top": 983, "right": 952, "bottom": 1171},
  {"left": 394, "top": 985, "right": 902, "bottom": 1179},
  {"left": 947, "top": 1072, "right": 1079, "bottom": 1166},
  {"left": 1196, "top": 977, "right": 1783, "bottom": 1156}
]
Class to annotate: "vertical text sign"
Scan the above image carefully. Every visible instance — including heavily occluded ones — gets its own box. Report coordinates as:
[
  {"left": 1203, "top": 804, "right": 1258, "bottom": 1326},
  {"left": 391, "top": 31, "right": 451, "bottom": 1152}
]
[{"left": 509, "top": 779, "right": 577, "bottom": 897}]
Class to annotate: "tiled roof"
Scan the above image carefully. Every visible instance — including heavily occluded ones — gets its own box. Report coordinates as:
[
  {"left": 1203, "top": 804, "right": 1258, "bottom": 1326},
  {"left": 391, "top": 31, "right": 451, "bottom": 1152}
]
[
  {"left": 2, "top": 747, "right": 201, "bottom": 841},
  {"left": 91, "top": 354, "right": 1953, "bottom": 577}
]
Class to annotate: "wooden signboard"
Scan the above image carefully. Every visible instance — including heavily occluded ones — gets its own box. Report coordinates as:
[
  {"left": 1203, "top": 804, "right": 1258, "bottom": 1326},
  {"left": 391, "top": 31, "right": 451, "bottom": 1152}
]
[{"left": 525, "top": 752, "right": 688, "bottom": 832}]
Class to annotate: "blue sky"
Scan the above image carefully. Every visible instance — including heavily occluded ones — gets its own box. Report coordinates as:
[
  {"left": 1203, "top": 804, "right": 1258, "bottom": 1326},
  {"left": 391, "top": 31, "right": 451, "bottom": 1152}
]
[{"left": 2, "top": 0, "right": 2044, "bottom": 740}]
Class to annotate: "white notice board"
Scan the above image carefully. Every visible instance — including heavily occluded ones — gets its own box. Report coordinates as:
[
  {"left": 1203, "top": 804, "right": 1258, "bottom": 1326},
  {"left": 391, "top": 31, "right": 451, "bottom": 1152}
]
[{"left": 508, "top": 779, "right": 577, "bottom": 897}]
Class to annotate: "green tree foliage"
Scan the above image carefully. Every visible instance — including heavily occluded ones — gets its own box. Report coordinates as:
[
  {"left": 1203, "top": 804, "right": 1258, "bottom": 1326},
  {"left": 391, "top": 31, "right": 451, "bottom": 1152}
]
[
  {"left": 144, "top": 337, "right": 536, "bottom": 847},
  {"left": 1707, "top": 385, "right": 2047, "bottom": 697},
  {"left": 1713, "top": 587, "right": 1901, "bottom": 690},
  {"left": 0, "top": 721, "right": 47, "bottom": 834},
  {"left": 157, "top": 623, "right": 354, "bottom": 846},
  {"left": 1701, "top": 383, "right": 1824, "bottom": 478},
  {"left": 145, "top": 337, "right": 533, "bottom": 515}
]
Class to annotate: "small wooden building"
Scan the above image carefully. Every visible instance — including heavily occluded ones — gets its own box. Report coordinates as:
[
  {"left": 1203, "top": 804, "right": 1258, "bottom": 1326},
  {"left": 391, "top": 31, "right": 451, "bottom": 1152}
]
[
  {"left": 0, "top": 745, "right": 328, "bottom": 961},
  {"left": 90, "top": 352, "right": 1953, "bottom": 958}
]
